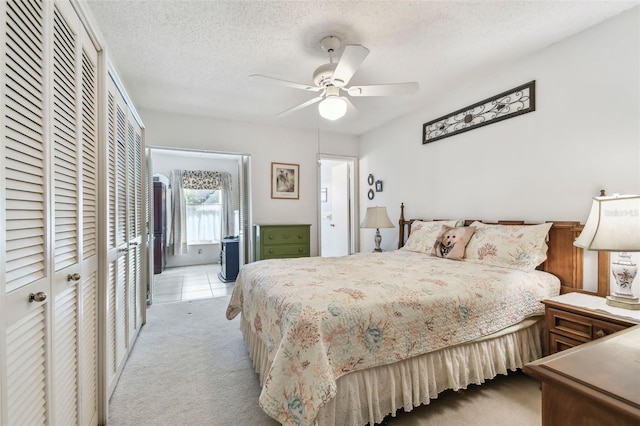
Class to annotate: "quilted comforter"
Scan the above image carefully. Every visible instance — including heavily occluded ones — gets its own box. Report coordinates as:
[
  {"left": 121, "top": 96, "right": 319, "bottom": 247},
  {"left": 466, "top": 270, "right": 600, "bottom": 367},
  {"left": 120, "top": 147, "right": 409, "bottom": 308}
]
[{"left": 226, "top": 250, "right": 560, "bottom": 425}]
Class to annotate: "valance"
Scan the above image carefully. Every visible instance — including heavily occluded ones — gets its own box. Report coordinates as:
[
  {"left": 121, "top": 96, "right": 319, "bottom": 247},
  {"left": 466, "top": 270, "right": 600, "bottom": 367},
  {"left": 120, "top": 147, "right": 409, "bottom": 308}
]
[{"left": 181, "top": 170, "right": 224, "bottom": 190}]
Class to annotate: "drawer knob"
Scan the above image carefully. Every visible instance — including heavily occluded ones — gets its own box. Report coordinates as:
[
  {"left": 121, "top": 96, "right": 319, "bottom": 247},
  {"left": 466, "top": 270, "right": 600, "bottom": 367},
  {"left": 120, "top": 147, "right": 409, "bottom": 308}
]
[
  {"left": 595, "top": 329, "right": 606, "bottom": 338},
  {"left": 298, "top": 233, "right": 303, "bottom": 238},
  {"left": 268, "top": 235, "right": 273, "bottom": 240},
  {"left": 269, "top": 249, "right": 274, "bottom": 254},
  {"left": 298, "top": 247, "right": 303, "bottom": 252}
]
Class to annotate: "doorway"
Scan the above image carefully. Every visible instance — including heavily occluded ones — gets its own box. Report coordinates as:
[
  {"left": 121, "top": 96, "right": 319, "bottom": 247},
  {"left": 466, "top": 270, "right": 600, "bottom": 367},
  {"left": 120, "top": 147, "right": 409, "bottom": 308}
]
[
  {"left": 147, "top": 147, "right": 252, "bottom": 304},
  {"left": 318, "top": 155, "right": 358, "bottom": 257}
]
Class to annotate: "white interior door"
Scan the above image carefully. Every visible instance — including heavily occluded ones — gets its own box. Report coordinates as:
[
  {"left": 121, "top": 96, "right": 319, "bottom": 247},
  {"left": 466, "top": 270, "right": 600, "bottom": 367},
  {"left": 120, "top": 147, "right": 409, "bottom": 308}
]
[
  {"left": 320, "top": 158, "right": 356, "bottom": 257},
  {"left": 329, "top": 163, "right": 350, "bottom": 256}
]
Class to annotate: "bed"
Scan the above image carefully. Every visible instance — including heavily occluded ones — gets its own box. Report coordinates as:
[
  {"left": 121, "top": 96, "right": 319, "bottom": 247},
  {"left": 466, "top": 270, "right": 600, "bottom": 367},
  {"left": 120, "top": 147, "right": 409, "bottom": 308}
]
[{"left": 226, "top": 204, "right": 598, "bottom": 426}]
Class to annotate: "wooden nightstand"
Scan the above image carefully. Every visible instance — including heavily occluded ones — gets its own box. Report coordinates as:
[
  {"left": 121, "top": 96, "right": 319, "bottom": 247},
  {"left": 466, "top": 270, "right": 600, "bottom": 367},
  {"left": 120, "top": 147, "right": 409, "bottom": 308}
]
[
  {"left": 524, "top": 325, "right": 640, "bottom": 426},
  {"left": 543, "top": 292, "right": 640, "bottom": 355}
]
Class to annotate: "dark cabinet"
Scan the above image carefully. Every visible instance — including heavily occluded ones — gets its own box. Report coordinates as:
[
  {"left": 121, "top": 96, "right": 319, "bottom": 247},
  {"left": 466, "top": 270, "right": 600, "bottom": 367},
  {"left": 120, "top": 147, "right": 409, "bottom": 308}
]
[
  {"left": 219, "top": 236, "right": 239, "bottom": 282},
  {"left": 153, "top": 181, "right": 166, "bottom": 274}
]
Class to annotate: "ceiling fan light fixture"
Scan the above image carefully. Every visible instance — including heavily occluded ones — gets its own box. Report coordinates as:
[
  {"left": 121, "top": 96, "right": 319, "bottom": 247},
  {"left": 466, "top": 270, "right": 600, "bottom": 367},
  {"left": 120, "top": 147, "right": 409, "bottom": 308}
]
[
  {"left": 253, "top": 35, "right": 417, "bottom": 119},
  {"left": 318, "top": 96, "right": 347, "bottom": 120}
]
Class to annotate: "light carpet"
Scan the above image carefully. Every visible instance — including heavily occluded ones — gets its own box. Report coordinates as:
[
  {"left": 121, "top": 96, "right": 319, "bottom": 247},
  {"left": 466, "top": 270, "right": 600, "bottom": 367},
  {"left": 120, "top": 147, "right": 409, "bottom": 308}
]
[{"left": 107, "top": 296, "right": 542, "bottom": 426}]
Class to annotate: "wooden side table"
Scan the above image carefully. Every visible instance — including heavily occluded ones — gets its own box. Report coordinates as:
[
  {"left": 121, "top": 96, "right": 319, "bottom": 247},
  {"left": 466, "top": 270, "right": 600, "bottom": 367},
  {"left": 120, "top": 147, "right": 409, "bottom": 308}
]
[
  {"left": 543, "top": 293, "right": 640, "bottom": 355},
  {"left": 524, "top": 325, "right": 640, "bottom": 426}
]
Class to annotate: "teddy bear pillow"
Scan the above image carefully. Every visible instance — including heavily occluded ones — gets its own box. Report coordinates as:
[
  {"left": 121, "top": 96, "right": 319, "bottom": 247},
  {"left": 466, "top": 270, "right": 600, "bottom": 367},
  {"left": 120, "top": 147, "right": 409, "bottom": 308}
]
[{"left": 430, "top": 225, "right": 476, "bottom": 260}]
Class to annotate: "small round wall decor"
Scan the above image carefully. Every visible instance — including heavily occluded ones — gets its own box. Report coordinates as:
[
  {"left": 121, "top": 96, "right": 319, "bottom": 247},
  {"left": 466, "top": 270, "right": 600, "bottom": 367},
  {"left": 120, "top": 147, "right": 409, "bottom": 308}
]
[
  {"left": 367, "top": 174, "right": 374, "bottom": 186},
  {"left": 368, "top": 189, "right": 375, "bottom": 200}
]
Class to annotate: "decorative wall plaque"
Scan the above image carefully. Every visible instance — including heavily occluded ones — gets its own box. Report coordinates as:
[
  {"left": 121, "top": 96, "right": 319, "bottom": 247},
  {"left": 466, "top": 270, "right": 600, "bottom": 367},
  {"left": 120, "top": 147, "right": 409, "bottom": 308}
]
[{"left": 422, "top": 80, "right": 535, "bottom": 144}]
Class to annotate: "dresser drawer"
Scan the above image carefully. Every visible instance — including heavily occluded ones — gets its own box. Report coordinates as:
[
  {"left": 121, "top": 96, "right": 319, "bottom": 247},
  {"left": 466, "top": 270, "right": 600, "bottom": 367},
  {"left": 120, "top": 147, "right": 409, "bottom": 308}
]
[
  {"left": 548, "top": 331, "right": 583, "bottom": 353},
  {"left": 261, "top": 226, "right": 309, "bottom": 246},
  {"left": 547, "top": 307, "right": 627, "bottom": 343},
  {"left": 262, "top": 244, "right": 309, "bottom": 259}
]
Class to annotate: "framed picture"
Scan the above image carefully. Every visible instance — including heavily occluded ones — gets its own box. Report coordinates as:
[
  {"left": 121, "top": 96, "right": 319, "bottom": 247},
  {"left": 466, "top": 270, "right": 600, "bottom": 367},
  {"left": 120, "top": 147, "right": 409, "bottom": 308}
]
[
  {"left": 271, "top": 162, "right": 299, "bottom": 199},
  {"left": 367, "top": 174, "right": 375, "bottom": 186},
  {"left": 375, "top": 180, "right": 383, "bottom": 192}
]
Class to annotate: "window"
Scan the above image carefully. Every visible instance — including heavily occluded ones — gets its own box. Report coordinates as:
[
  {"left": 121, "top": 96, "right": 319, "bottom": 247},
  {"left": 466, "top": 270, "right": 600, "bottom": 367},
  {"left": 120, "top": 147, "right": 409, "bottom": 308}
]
[{"left": 184, "top": 189, "right": 222, "bottom": 245}]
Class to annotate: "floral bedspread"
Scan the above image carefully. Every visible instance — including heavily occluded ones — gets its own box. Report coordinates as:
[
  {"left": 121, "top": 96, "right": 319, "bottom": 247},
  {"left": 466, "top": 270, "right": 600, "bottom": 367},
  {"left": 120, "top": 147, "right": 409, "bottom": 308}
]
[{"left": 226, "top": 250, "right": 560, "bottom": 425}]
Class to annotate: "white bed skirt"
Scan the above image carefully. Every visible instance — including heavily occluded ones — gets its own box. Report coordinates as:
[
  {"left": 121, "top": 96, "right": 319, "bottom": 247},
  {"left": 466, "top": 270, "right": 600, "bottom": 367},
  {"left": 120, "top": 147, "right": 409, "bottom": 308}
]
[{"left": 240, "top": 316, "right": 543, "bottom": 426}]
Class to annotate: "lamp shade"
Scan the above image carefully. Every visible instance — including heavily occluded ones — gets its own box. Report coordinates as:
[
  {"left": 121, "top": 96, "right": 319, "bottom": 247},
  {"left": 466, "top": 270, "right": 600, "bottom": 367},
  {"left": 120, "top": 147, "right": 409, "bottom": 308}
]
[
  {"left": 574, "top": 194, "right": 640, "bottom": 251},
  {"left": 318, "top": 96, "right": 347, "bottom": 120},
  {"left": 361, "top": 207, "right": 394, "bottom": 229}
]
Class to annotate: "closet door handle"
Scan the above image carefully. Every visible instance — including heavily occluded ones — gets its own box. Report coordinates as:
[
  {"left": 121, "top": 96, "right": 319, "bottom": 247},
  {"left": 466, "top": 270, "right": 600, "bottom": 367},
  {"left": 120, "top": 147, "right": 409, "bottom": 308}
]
[
  {"left": 29, "top": 292, "right": 47, "bottom": 303},
  {"left": 67, "top": 273, "right": 81, "bottom": 282}
]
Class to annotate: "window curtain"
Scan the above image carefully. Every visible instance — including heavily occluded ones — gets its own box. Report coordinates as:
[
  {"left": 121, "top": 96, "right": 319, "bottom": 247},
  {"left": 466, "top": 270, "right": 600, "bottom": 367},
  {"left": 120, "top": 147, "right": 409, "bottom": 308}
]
[
  {"left": 169, "top": 169, "right": 233, "bottom": 255},
  {"left": 220, "top": 173, "right": 233, "bottom": 237},
  {"left": 169, "top": 170, "right": 186, "bottom": 255}
]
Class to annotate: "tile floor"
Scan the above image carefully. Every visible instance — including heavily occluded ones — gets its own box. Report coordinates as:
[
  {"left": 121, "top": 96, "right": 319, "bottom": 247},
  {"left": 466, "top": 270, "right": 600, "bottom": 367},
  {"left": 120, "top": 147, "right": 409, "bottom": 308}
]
[{"left": 152, "top": 263, "right": 235, "bottom": 304}]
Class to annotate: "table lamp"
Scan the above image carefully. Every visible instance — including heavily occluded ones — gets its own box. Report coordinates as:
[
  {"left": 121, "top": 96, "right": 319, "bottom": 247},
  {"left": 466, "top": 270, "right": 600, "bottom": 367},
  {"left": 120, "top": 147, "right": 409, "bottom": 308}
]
[
  {"left": 573, "top": 192, "right": 640, "bottom": 310},
  {"left": 361, "top": 206, "right": 395, "bottom": 252}
]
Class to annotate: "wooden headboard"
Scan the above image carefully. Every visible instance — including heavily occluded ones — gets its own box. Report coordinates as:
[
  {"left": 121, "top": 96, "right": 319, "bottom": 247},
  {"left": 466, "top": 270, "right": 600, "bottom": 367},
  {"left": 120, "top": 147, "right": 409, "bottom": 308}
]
[{"left": 397, "top": 203, "right": 609, "bottom": 297}]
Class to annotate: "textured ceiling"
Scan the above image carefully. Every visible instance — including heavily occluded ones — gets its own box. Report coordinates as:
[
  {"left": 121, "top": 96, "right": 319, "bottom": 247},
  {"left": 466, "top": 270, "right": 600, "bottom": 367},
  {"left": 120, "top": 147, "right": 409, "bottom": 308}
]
[{"left": 84, "top": 1, "right": 638, "bottom": 135}]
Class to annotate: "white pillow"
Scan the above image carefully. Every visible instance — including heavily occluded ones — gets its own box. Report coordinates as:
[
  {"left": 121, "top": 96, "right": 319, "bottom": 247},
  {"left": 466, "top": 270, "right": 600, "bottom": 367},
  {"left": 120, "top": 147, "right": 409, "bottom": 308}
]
[
  {"left": 401, "top": 220, "right": 463, "bottom": 253},
  {"left": 464, "top": 221, "right": 553, "bottom": 271}
]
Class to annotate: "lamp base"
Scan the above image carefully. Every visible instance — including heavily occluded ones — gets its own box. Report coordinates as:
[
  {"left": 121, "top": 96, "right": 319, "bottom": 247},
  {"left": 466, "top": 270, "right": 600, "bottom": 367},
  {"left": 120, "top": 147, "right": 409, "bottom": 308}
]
[
  {"left": 606, "top": 294, "right": 640, "bottom": 310},
  {"left": 373, "top": 228, "right": 383, "bottom": 253}
]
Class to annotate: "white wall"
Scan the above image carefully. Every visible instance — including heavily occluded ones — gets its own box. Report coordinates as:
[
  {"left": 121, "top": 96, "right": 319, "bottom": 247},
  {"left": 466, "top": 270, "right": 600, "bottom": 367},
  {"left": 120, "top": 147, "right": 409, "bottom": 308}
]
[
  {"left": 359, "top": 7, "right": 640, "bottom": 253},
  {"left": 140, "top": 110, "right": 359, "bottom": 256}
]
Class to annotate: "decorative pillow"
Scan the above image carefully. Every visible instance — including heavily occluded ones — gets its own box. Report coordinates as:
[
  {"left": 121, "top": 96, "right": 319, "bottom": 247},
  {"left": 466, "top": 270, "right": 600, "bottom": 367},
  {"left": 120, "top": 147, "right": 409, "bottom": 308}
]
[
  {"left": 430, "top": 225, "right": 476, "bottom": 260},
  {"left": 464, "top": 221, "right": 553, "bottom": 271},
  {"left": 401, "top": 220, "right": 463, "bottom": 253}
]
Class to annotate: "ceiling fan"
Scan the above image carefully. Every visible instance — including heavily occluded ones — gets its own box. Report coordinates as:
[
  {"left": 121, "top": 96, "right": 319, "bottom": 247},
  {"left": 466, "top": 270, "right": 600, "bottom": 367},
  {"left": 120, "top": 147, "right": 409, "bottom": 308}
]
[{"left": 250, "top": 36, "right": 419, "bottom": 121}]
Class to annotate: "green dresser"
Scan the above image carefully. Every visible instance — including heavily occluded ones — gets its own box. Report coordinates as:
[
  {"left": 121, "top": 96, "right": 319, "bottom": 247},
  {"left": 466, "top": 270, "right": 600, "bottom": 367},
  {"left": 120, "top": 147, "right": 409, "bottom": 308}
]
[{"left": 254, "top": 224, "right": 311, "bottom": 260}]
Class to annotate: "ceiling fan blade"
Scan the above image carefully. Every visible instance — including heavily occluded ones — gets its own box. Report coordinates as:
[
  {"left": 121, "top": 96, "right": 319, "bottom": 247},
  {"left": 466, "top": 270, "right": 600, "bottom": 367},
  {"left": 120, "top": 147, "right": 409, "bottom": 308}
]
[
  {"left": 331, "top": 45, "right": 370, "bottom": 87},
  {"left": 249, "top": 74, "right": 322, "bottom": 92},
  {"left": 275, "top": 96, "right": 324, "bottom": 117},
  {"left": 347, "top": 82, "right": 419, "bottom": 97}
]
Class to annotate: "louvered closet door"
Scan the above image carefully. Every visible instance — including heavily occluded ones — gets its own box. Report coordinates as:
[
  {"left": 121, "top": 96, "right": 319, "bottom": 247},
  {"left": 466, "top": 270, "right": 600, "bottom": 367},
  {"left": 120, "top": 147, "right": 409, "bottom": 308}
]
[
  {"left": 50, "top": 2, "right": 98, "bottom": 425},
  {"left": 126, "top": 115, "right": 144, "bottom": 343},
  {"left": 1, "top": 1, "right": 99, "bottom": 425},
  {"left": 78, "top": 19, "right": 99, "bottom": 426},
  {"left": 104, "top": 75, "right": 145, "bottom": 398},
  {"left": 104, "top": 77, "right": 128, "bottom": 396},
  {"left": 1, "top": 0, "right": 50, "bottom": 424}
]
